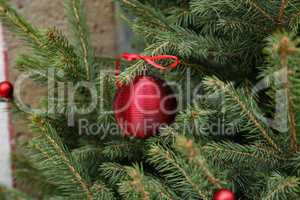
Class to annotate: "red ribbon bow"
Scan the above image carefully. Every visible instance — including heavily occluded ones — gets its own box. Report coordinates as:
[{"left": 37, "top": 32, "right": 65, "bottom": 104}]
[{"left": 116, "top": 53, "right": 180, "bottom": 88}]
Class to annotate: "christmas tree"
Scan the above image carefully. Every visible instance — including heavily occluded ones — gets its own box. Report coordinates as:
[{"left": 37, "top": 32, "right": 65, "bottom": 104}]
[{"left": 1, "top": 0, "right": 300, "bottom": 200}]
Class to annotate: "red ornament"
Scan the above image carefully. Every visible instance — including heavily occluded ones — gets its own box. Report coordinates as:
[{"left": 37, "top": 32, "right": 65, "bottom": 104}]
[
  {"left": 213, "top": 189, "right": 235, "bottom": 200},
  {"left": 114, "top": 75, "right": 177, "bottom": 139},
  {"left": 0, "top": 81, "right": 13, "bottom": 100}
]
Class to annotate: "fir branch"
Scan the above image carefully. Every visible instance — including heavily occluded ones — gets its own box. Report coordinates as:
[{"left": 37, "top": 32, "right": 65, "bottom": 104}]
[
  {"left": 202, "top": 142, "right": 286, "bottom": 168},
  {"left": 101, "top": 163, "right": 177, "bottom": 200},
  {"left": 100, "top": 162, "right": 128, "bottom": 185},
  {"left": 32, "top": 141, "right": 93, "bottom": 200},
  {"left": 278, "top": 36, "right": 298, "bottom": 153},
  {"left": 233, "top": 94, "right": 279, "bottom": 151},
  {"left": 261, "top": 173, "right": 300, "bottom": 200},
  {"left": 122, "top": 0, "right": 257, "bottom": 80},
  {"left": 245, "top": 0, "right": 274, "bottom": 22},
  {"left": 289, "top": 11, "right": 300, "bottom": 32},
  {"left": 175, "top": 136, "right": 222, "bottom": 189},
  {"left": 217, "top": 17, "right": 271, "bottom": 34},
  {"left": 15, "top": 55, "right": 49, "bottom": 83},
  {"left": 13, "top": 153, "right": 58, "bottom": 196},
  {"left": 45, "top": 28, "right": 84, "bottom": 81},
  {"left": 205, "top": 77, "right": 281, "bottom": 152},
  {"left": 44, "top": 136, "right": 91, "bottom": 199},
  {"left": 121, "top": 0, "right": 171, "bottom": 30},
  {"left": 277, "top": 0, "right": 289, "bottom": 24},
  {"left": 169, "top": 7, "right": 196, "bottom": 27},
  {"left": 102, "top": 140, "right": 144, "bottom": 160},
  {"left": 0, "top": 0, "right": 88, "bottom": 83},
  {"left": 148, "top": 144, "right": 210, "bottom": 200},
  {"left": 72, "top": 146, "right": 103, "bottom": 161},
  {"left": 119, "top": 164, "right": 178, "bottom": 200},
  {"left": 290, "top": 150, "right": 300, "bottom": 177},
  {"left": 0, "top": 186, "right": 33, "bottom": 200},
  {"left": 91, "top": 182, "right": 116, "bottom": 200},
  {"left": 64, "top": 0, "right": 94, "bottom": 80},
  {"left": 124, "top": 166, "right": 151, "bottom": 200},
  {"left": 94, "top": 57, "right": 118, "bottom": 69},
  {"left": 118, "top": 60, "right": 147, "bottom": 84},
  {"left": 30, "top": 116, "right": 93, "bottom": 200},
  {"left": 0, "top": 0, "right": 42, "bottom": 46},
  {"left": 15, "top": 28, "right": 85, "bottom": 83}
]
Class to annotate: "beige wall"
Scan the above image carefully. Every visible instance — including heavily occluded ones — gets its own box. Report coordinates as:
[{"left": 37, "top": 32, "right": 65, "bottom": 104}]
[{"left": 3, "top": 0, "right": 117, "bottom": 136}]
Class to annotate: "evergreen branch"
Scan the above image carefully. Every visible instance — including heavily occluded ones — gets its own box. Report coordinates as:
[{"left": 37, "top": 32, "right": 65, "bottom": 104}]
[
  {"left": 94, "top": 57, "right": 118, "bottom": 69},
  {"left": 291, "top": 151, "right": 300, "bottom": 176},
  {"left": 119, "top": 60, "right": 146, "bottom": 84},
  {"left": 119, "top": 164, "right": 178, "bottom": 200},
  {"left": 278, "top": 0, "right": 289, "bottom": 23},
  {"left": 278, "top": 36, "right": 298, "bottom": 153},
  {"left": 72, "top": 146, "right": 105, "bottom": 174},
  {"left": 232, "top": 93, "right": 279, "bottom": 151},
  {"left": 124, "top": 166, "right": 151, "bottom": 200},
  {"left": 0, "top": 185, "right": 33, "bottom": 200},
  {"left": 72, "top": 145, "right": 103, "bottom": 162},
  {"left": 148, "top": 144, "right": 209, "bottom": 200},
  {"left": 175, "top": 105, "right": 213, "bottom": 137},
  {"left": 100, "top": 162, "right": 129, "bottom": 185},
  {"left": 261, "top": 173, "right": 300, "bottom": 200},
  {"left": 191, "top": 0, "right": 273, "bottom": 34},
  {"left": 33, "top": 141, "right": 93, "bottom": 200},
  {"left": 72, "top": 128, "right": 142, "bottom": 164},
  {"left": 101, "top": 163, "right": 177, "bottom": 200},
  {"left": 43, "top": 135, "right": 92, "bottom": 199},
  {"left": 202, "top": 142, "right": 286, "bottom": 168},
  {"left": 121, "top": 0, "right": 171, "bottom": 30},
  {"left": 15, "top": 28, "right": 85, "bottom": 83},
  {"left": 45, "top": 28, "right": 84, "bottom": 81},
  {"left": 0, "top": 0, "right": 42, "bottom": 46},
  {"left": 13, "top": 153, "right": 58, "bottom": 196},
  {"left": 217, "top": 17, "right": 271, "bottom": 34},
  {"left": 169, "top": 7, "right": 196, "bottom": 27},
  {"left": 246, "top": 0, "right": 274, "bottom": 22},
  {"left": 122, "top": 0, "right": 256, "bottom": 80},
  {"left": 91, "top": 182, "right": 116, "bottom": 200},
  {"left": 30, "top": 116, "right": 93, "bottom": 200},
  {"left": 15, "top": 55, "right": 49, "bottom": 82},
  {"left": 102, "top": 140, "right": 144, "bottom": 160},
  {"left": 0, "top": 0, "right": 88, "bottom": 83},
  {"left": 175, "top": 136, "right": 222, "bottom": 189},
  {"left": 70, "top": 0, "right": 89, "bottom": 79},
  {"left": 64, "top": 0, "right": 94, "bottom": 80},
  {"left": 289, "top": 11, "right": 300, "bottom": 32},
  {"left": 205, "top": 78, "right": 281, "bottom": 152}
]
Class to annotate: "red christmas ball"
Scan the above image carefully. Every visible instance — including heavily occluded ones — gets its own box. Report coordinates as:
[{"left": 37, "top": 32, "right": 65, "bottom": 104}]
[
  {"left": 0, "top": 81, "right": 13, "bottom": 100},
  {"left": 213, "top": 189, "right": 235, "bottom": 200},
  {"left": 114, "top": 75, "right": 177, "bottom": 139}
]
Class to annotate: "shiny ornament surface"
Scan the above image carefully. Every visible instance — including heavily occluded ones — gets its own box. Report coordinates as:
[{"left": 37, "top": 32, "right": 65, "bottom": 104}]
[
  {"left": 0, "top": 81, "right": 13, "bottom": 100},
  {"left": 114, "top": 75, "right": 177, "bottom": 139},
  {"left": 213, "top": 189, "right": 235, "bottom": 200}
]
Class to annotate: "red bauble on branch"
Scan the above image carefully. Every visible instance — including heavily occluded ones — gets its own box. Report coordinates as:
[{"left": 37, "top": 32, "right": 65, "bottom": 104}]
[
  {"left": 0, "top": 81, "right": 13, "bottom": 100},
  {"left": 114, "top": 75, "right": 177, "bottom": 139},
  {"left": 213, "top": 189, "right": 236, "bottom": 200},
  {"left": 113, "top": 53, "right": 179, "bottom": 139}
]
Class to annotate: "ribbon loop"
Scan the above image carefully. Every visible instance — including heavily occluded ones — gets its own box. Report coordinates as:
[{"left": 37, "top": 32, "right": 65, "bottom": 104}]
[
  {"left": 116, "top": 53, "right": 180, "bottom": 88},
  {"left": 122, "top": 53, "right": 141, "bottom": 62}
]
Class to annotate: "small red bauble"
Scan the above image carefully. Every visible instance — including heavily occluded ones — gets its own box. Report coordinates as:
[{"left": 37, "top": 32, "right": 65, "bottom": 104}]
[
  {"left": 0, "top": 81, "right": 13, "bottom": 100},
  {"left": 213, "top": 189, "right": 235, "bottom": 200},
  {"left": 114, "top": 75, "right": 177, "bottom": 139}
]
